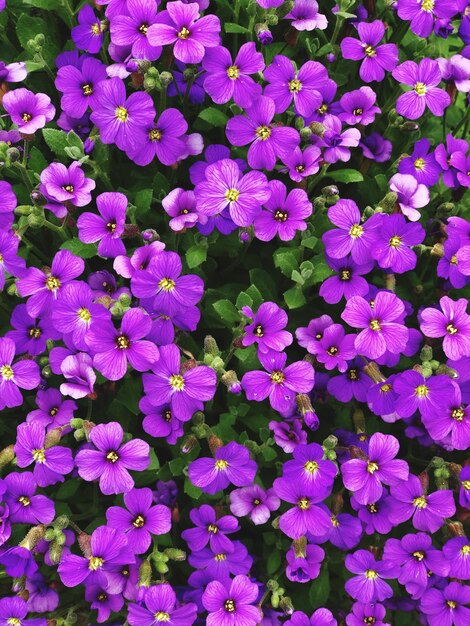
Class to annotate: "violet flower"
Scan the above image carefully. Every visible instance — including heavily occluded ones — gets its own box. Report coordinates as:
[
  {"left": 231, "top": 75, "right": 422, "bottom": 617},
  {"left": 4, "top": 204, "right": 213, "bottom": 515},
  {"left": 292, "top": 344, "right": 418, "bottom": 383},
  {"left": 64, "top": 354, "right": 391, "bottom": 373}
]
[
  {"left": 0, "top": 337, "right": 40, "bottom": 410},
  {"left": 202, "top": 575, "right": 261, "bottom": 626},
  {"left": 77, "top": 191, "right": 128, "bottom": 258},
  {"left": 392, "top": 59, "right": 451, "bottom": 120},
  {"left": 2, "top": 88, "right": 55, "bottom": 134},
  {"left": 229, "top": 484, "right": 280, "bottom": 525},
  {"left": 345, "top": 549, "right": 398, "bottom": 603},
  {"left": 341, "top": 20, "right": 398, "bottom": 82}
]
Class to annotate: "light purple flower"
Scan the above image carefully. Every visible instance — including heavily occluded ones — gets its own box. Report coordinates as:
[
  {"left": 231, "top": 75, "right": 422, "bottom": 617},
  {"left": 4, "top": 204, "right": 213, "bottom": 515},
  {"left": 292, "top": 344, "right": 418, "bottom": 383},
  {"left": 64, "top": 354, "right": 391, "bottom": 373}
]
[
  {"left": 392, "top": 59, "right": 451, "bottom": 120},
  {"left": 2, "top": 88, "right": 55, "bottom": 134},
  {"left": 341, "top": 20, "right": 398, "bottom": 82}
]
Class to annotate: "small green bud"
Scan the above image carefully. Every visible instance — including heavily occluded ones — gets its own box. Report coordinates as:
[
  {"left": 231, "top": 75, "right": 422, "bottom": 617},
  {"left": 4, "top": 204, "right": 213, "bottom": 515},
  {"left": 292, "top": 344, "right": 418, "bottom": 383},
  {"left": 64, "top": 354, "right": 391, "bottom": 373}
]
[
  {"left": 377, "top": 192, "right": 398, "bottom": 213},
  {"left": 420, "top": 345, "right": 433, "bottom": 362},
  {"left": 41, "top": 365, "right": 52, "bottom": 378},
  {"left": 159, "top": 71, "right": 173, "bottom": 87},
  {"left": 204, "top": 335, "right": 220, "bottom": 357},
  {"left": 118, "top": 292, "right": 132, "bottom": 307},
  {"left": 27, "top": 213, "right": 45, "bottom": 228},
  {"left": 6, "top": 147, "right": 20, "bottom": 162},
  {"left": 164, "top": 548, "right": 187, "bottom": 561},
  {"left": 323, "top": 434, "right": 338, "bottom": 450}
]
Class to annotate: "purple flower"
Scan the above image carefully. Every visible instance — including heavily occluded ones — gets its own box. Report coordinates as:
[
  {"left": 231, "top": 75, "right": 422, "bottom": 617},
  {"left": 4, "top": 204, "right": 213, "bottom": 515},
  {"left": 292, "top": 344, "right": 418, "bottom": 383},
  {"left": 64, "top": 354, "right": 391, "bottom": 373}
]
[
  {"left": 273, "top": 476, "right": 331, "bottom": 539},
  {"left": 436, "top": 134, "right": 469, "bottom": 188},
  {"left": 397, "top": 0, "right": 456, "bottom": 38},
  {"left": 449, "top": 151, "right": 470, "bottom": 188},
  {"left": 439, "top": 54, "right": 470, "bottom": 92},
  {"left": 27, "top": 388, "right": 77, "bottom": 430},
  {"left": 226, "top": 96, "right": 300, "bottom": 170},
  {"left": 202, "top": 42, "right": 264, "bottom": 108},
  {"left": 17, "top": 250, "right": 84, "bottom": 317},
  {"left": 230, "top": 484, "right": 280, "bottom": 525},
  {"left": 0, "top": 61, "right": 27, "bottom": 83},
  {"left": 6, "top": 303, "right": 61, "bottom": 356},
  {"left": 189, "top": 441, "right": 257, "bottom": 494},
  {"left": 341, "top": 20, "right": 398, "bottom": 82},
  {"left": 394, "top": 370, "right": 455, "bottom": 418},
  {"left": 389, "top": 173, "right": 430, "bottom": 222},
  {"left": 346, "top": 602, "right": 389, "bottom": 626},
  {"left": 58, "top": 525, "right": 134, "bottom": 592},
  {"left": 85, "top": 307, "right": 158, "bottom": 381},
  {"left": 311, "top": 114, "right": 361, "bottom": 163},
  {"left": 4, "top": 471, "right": 54, "bottom": 525},
  {"left": 14, "top": 422, "right": 73, "bottom": 487},
  {"left": 283, "top": 442, "right": 337, "bottom": 497},
  {"left": 351, "top": 493, "right": 395, "bottom": 535},
  {"left": 254, "top": 179, "right": 312, "bottom": 241},
  {"left": 459, "top": 466, "right": 470, "bottom": 508},
  {"left": 110, "top": 0, "right": 162, "bottom": 61},
  {"left": 320, "top": 256, "right": 373, "bottom": 304},
  {"left": 90, "top": 77, "right": 156, "bottom": 151},
  {"left": 322, "top": 199, "right": 378, "bottom": 263},
  {"left": 371, "top": 214, "right": 425, "bottom": 273},
  {"left": 421, "top": 582, "right": 470, "bottom": 626},
  {"left": 286, "top": 542, "right": 325, "bottom": 583},
  {"left": 181, "top": 503, "right": 239, "bottom": 551},
  {"left": 285, "top": 0, "right": 327, "bottom": 31},
  {"left": 339, "top": 87, "right": 381, "bottom": 126},
  {"left": 189, "top": 540, "right": 253, "bottom": 577},
  {"left": 202, "top": 575, "right": 261, "bottom": 626},
  {"left": 195, "top": 158, "right": 270, "bottom": 227},
  {"left": 85, "top": 585, "right": 124, "bottom": 623},
  {"left": 106, "top": 487, "right": 171, "bottom": 554},
  {"left": 77, "top": 191, "right": 128, "bottom": 258},
  {"left": 163, "top": 187, "right": 204, "bottom": 231},
  {"left": 147, "top": 0, "right": 220, "bottom": 64},
  {"left": 2, "top": 87, "right": 55, "bottom": 135},
  {"left": 242, "top": 349, "right": 315, "bottom": 413},
  {"left": 264, "top": 55, "right": 328, "bottom": 116},
  {"left": 140, "top": 397, "right": 184, "bottom": 443},
  {"left": 0, "top": 337, "right": 40, "bottom": 410},
  {"left": 360, "top": 132, "right": 393, "bottom": 162},
  {"left": 328, "top": 358, "right": 373, "bottom": 403},
  {"left": 131, "top": 251, "right": 204, "bottom": 315},
  {"left": 0, "top": 231, "right": 24, "bottom": 284},
  {"left": 55, "top": 57, "right": 107, "bottom": 118},
  {"left": 341, "top": 291, "right": 409, "bottom": 359},
  {"left": 113, "top": 241, "right": 165, "bottom": 279},
  {"left": 389, "top": 474, "right": 456, "bottom": 532},
  {"left": 242, "top": 301, "right": 292, "bottom": 353},
  {"left": 26, "top": 572, "right": 59, "bottom": 614},
  {"left": 75, "top": 421, "right": 150, "bottom": 495},
  {"left": 270, "top": 418, "right": 307, "bottom": 452},
  {"left": 72, "top": 5, "right": 103, "bottom": 53},
  {"left": 420, "top": 296, "right": 470, "bottom": 360},
  {"left": 392, "top": 59, "right": 451, "bottom": 120},
  {"left": 59, "top": 351, "right": 96, "bottom": 399},
  {"left": 398, "top": 138, "right": 441, "bottom": 186},
  {"left": 285, "top": 609, "right": 337, "bottom": 626},
  {"left": 281, "top": 145, "right": 322, "bottom": 182},
  {"left": 345, "top": 550, "right": 398, "bottom": 603},
  {"left": 443, "top": 537, "right": 470, "bottom": 580},
  {"left": 128, "top": 584, "right": 197, "bottom": 625},
  {"left": 39, "top": 161, "right": 95, "bottom": 214},
  {"left": 142, "top": 343, "right": 216, "bottom": 421},
  {"left": 341, "top": 432, "right": 409, "bottom": 504},
  {"left": 313, "top": 323, "right": 357, "bottom": 372},
  {"left": 0, "top": 597, "right": 46, "bottom": 626}
]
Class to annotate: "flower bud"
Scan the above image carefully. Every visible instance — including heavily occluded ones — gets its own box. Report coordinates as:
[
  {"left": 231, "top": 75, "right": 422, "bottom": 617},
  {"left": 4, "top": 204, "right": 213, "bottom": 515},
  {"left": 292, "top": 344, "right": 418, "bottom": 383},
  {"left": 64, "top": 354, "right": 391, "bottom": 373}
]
[
  {"left": 309, "top": 122, "right": 326, "bottom": 137},
  {"left": 15, "top": 205, "right": 33, "bottom": 216},
  {"left": 138, "top": 559, "right": 152, "bottom": 588},
  {"left": 192, "top": 412, "right": 205, "bottom": 426},
  {"left": 326, "top": 53, "right": 336, "bottom": 63},
  {"left": 420, "top": 345, "right": 433, "bottom": 362},
  {"left": 20, "top": 524, "right": 46, "bottom": 550},
  {"left": 53, "top": 515, "right": 70, "bottom": 530},
  {"left": 293, "top": 536, "right": 307, "bottom": 559},
  {"left": 363, "top": 361, "right": 386, "bottom": 383},
  {"left": 204, "top": 335, "right": 220, "bottom": 357},
  {"left": 159, "top": 71, "right": 174, "bottom": 87},
  {"left": 142, "top": 228, "right": 160, "bottom": 242},
  {"left": 77, "top": 532, "right": 92, "bottom": 558},
  {"left": 180, "top": 435, "right": 197, "bottom": 454},
  {"left": 239, "top": 230, "right": 251, "bottom": 243},
  {"left": 70, "top": 418, "right": 84, "bottom": 430},
  {"left": 164, "top": 548, "right": 186, "bottom": 561},
  {"left": 299, "top": 126, "right": 312, "bottom": 142},
  {"left": 208, "top": 434, "right": 224, "bottom": 455},
  {"left": 323, "top": 435, "right": 338, "bottom": 450},
  {"left": 221, "top": 370, "right": 242, "bottom": 394},
  {"left": 446, "top": 520, "right": 465, "bottom": 537},
  {"left": 322, "top": 185, "right": 339, "bottom": 197},
  {"left": 48, "top": 541, "right": 64, "bottom": 564},
  {"left": 0, "top": 444, "right": 15, "bottom": 469},
  {"left": 279, "top": 596, "right": 294, "bottom": 615},
  {"left": 45, "top": 427, "right": 62, "bottom": 449},
  {"left": 377, "top": 192, "right": 398, "bottom": 213},
  {"left": 27, "top": 212, "right": 45, "bottom": 228},
  {"left": 6, "top": 147, "right": 20, "bottom": 162},
  {"left": 255, "top": 23, "right": 273, "bottom": 45},
  {"left": 399, "top": 121, "right": 420, "bottom": 132}
]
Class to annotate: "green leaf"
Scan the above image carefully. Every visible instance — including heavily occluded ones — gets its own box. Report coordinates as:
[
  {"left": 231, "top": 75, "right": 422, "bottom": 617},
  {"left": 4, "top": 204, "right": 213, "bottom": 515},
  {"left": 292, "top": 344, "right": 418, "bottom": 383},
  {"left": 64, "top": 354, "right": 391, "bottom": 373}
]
[
  {"left": 147, "top": 449, "right": 160, "bottom": 471},
  {"left": 273, "top": 249, "right": 299, "bottom": 277},
  {"left": 169, "top": 458, "right": 186, "bottom": 476},
  {"left": 312, "top": 261, "right": 335, "bottom": 283},
  {"left": 328, "top": 169, "right": 364, "bottom": 184},
  {"left": 245, "top": 284, "right": 264, "bottom": 309},
  {"left": 198, "top": 107, "right": 229, "bottom": 127},
  {"left": 283, "top": 286, "right": 306, "bottom": 309},
  {"left": 266, "top": 548, "right": 282, "bottom": 575},
  {"left": 67, "top": 130, "right": 85, "bottom": 151},
  {"left": 134, "top": 188, "right": 154, "bottom": 220},
  {"left": 28, "top": 146, "right": 48, "bottom": 174},
  {"left": 61, "top": 238, "right": 97, "bottom": 259},
  {"left": 291, "top": 270, "right": 305, "bottom": 285},
  {"left": 301, "top": 235, "right": 318, "bottom": 250},
  {"left": 42, "top": 129, "right": 68, "bottom": 159},
  {"left": 236, "top": 291, "right": 253, "bottom": 310},
  {"left": 186, "top": 243, "right": 207, "bottom": 268},
  {"left": 248, "top": 269, "right": 277, "bottom": 300},
  {"left": 16, "top": 14, "right": 60, "bottom": 65},
  {"left": 309, "top": 566, "right": 330, "bottom": 608},
  {"left": 55, "top": 479, "right": 80, "bottom": 500},
  {"left": 213, "top": 299, "right": 240, "bottom": 326},
  {"left": 184, "top": 478, "right": 202, "bottom": 500},
  {"left": 224, "top": 22, "right": 250, "bottom": 34}
]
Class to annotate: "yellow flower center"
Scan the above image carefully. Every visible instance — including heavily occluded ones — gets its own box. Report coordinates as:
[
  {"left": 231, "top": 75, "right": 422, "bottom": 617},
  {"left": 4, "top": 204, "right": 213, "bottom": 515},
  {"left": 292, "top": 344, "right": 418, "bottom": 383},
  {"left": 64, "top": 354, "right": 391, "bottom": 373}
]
[
  {"left": 447, "top": 601, "right": 457, "bottom": 609},
  {"left": 256, "top": 125, "right": 271, "bottom": 140},
  {"left": 169, "top": 374, "right": 185, "bottom": 391},
  {"left": 149, "top": 128, "right": 162, "bottom": 141},
  {"left": 139, "top": 22, "right": 149, "bottom": 34},
  {"left": 107, "top": 222, "right": 117, "bottom": 233},
  {"left": 215, "top": 459, "right": 228, "bottom": 470},
  {"left": 177, "top": 27, "right": 190, "bottom": 39},
  {"left": 415, "top": 385, "right": 429, "bottom": 397},
  {"left": 450, "top": 255, "right": 458, "bottom": 265},
  {"left": 421, "top": 0, "right": 435, "bottom": 12},
  {"left": 116, "top": 335, "right": 130, "bottom": 349},
  {"left": 413, "top": 496, "right": 428, "bottom": 509},
  {"left": 364, "top": 45, "right": 376, "bottom": 57},
  {"left": 227, "top": 65, "right": 239, "bottom": 79},
  {"left": 1, "top": 365, "right": 14, "bottom": 380},
  {"left": 270, "top": 370, "right": 285, "bottom": 384},
  {"left": 289, "top": 78, "right": 302, "bottom": 92},
  {"left": 106, "top": 450, "right": 119, "bottom": 463},
  {"left": 32, "top": 448, "right": 46, "bottom": 463},
  {"left": 380, "top": 384, "right": 392, "bottom": 393},
  {"left": 224, "top": 599, "right": 236, "bottom": 612},
  {"left": 78, "top": 307, "right": 91, "bottom": 322},
  {"left": 225, "top": 188, "right": 240, "bottom": 203},
  {"left": 22, "top": 112, "right": 32, "bottom": 122},
  {"left": 452, "top": 407, "right": 465, "bottom": 421},
  {"left": 46, "top": 276, "right": 61, "bottom": 291},
  {"left": 29, "top": 327, "right": 41, "bottom": 338},
  {"left": 164, "top": 410, "right": 172, "bottom": 422},
  {"left": 154, "top": 612, "right": 170, "bottom": 622},
  {"left": 254, "top": 324, "right": 263, "bottom": 337},
  {"left": 367, "top": 504, "right": 377, "bottom": 513},
  {"left": 7, "top": 619, "right": 22, "bottom": 626},
  {"left": 274, "top": 210, "right": 288, "bottom": 222},
  {"left": 446, "top": 323, "right": 458, "bottom": 335},
  {"left": 369, "top": 319, "right": 381, "bottom": 331},
  {"left": 214, "top": 553, "right": 226, "bottom": 561},
  {"left": 82, "top": 83, "right": 93, "bottom": 96},
  {"left": 132, "top": 515, "right": 145, "bottom": 528},
  {"left": 318, "top": 103, "right": 328, "bottom": 114},
  {"left": 349, "top": 224, "right": 363, "bottom": 238},
  {"left": 331, "top": 515, "right": 340, "bottom": 527},
  {"left": 413, "top": 551, "right": 425, "bottom": 561},
  {"left": 348, "top": 368, "right": 358, "bottom": 380},
  {"left": 115, "top": 106, "right": 129, "bottom": 122},
  {"left": 19, "top": 495, "right": 30, "bottom": 506},
  {"left": 341, "top": 269, "right": 351, "bottom": 281},
  {"left": 91, "top": 23, "right": 101, "bottom": 36},
  {"left": 414, "top": 158, "right": 426, "bottom": 170},
  {"left": 414, "top": 82, "right": 427, "bottom": 96},
  {"left": 208, "top": 524, "right": 218, "bottom": 534},
  {"left": 367, "top": 461, "right": 379, "bottom": 474},
  {"left": 463, "top": 480, "right": 470, "bottom": 490},
  {"left": 298, "top": 497, "right": 310, "bottom": 510},
  {"left": 365, "top": 569, "right": 378, "bottom": 579},
  {"left": 159, "top": 277, "right": 175, "bottom": 292},
  {"left": 304, "top": 460, "right": 319, "bottom": 473},
  {"left": 327, "top": 346, "right": 338, "bottom": 355},
  {"left": 89, "top": 556, "right": 104, "bottom": 570},
  {"left": 460, "top": 544, "right": 470, "bottom": 555},
  {"left": 353, "top": 108, "right": 363, "bottom": 116},
  {"left": 63, "top": 184, "right": 74, "bottom": 193},
  {"left": 389, "top": 235, "right": 401, "bottom": 248}
]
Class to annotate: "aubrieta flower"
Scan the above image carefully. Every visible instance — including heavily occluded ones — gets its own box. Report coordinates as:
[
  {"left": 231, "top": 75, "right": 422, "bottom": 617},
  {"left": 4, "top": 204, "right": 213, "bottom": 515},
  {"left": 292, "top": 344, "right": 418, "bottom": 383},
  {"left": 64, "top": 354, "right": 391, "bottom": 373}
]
[
  {"left": 313, "top": 323, "right": 357, "bottom": 372},
  {"left": 281, "top": 145, "right": 322, "bottom": 182},
  {"left": 389, "top": 173, "right": 430, "bottom": 222},
  {"left": 264, "top": 55, "right": 328, "bottom": 116},
  {"left": 202, "top": 42, "right": 264, "bottom": 107},
  {"left": 351, "top": 492, "right": 395, "bottom": 535},
  {"left": 319, "top": 256, "right": 373, "bottom": 305},
  {"left": 189, "top": 539, "right": 253, "bottom": 577},
  {"left": 110, "top": 0, "right": 162, "bottom": 61},
  {"left": 0, "top": 181, "right": 17, "bottom": 230},
  {"left": 392, "top": 59, "right": 451, "bottom": 120},
  {"left": 90, "top": 77, "right": 156, "bottom": 151},
  {"left": 229, "top": 484, "right": 279, "bottom": 527},
  {"left": 189, "top": 441, "right": 257, "bottom": 494},
  {"left": 443, "top": 537, "right": 470, "bottom": 580},
  {"left": 2, "top": 88, "right": 55, "bottom": 134},
  {"left": 435, "top": 134, "right": 469, "bottom": 188},
  {"left": 341, "top": 20, "right": 398, "bottom": 82},
  {"left": 286, "top": 542, "right": 325, "bottom": 583},
  {"left": 398, "top": 138, "right": 441, "bottom": 186},
  {"left": 270, "top": 418, "right": 307, "bottom": 452},
  {"left": 242, "top": 301, "right": 292, "bottom": 353},
  {"left": 311, "top": 114, "right": 361, "bottom": 163},
  {"left": 322, "top": 199, "right": 378, "bottom": 263},
  {"left": 0, "top": 597, "right": 46, "bottom": 626},
  {"left": 0, "top": 60, "right": 27, "bottom": 83},
  {"left": 7, "top": 303, "right": 61, "bottom": 356},
  {"left": 371, "top": 214, "right": 425, "bottom": 274},
  {"left": 129, "top": 108, "right": 189, "bottom": 167},
  {"left": 27, "top": 388, "right": 77, "bottom": 430},
  {"left": 75, "top": 421, "right": 150, "bottom": 495},
  {"left": 394, "top": 370, "right": 455, "bottom": 418},
  {"left": 420, "top": 296, "right": 470, "bottom": 360},
  {"left": 85, "top": 585, "right": 124, "bottom": 624},
  {"left": 345, "top": 550, "right": 398, "bottom": 603},
  {"left": 142, "top": 343, "right": 216, "bottom": 421},
  {"left": 449, "top": 151, "right": 470, "bottom": 188},
  {"left": 0, "top": 337, "right": 40, "bottom": 410},
  {"left": 421, "top": 582, "right": 470, "bottom": 626},
  {"left": 106, "top": 487, "right": 171, "bottom": 554},
  {"left": 339, "top": 87, "right": 381, "bottom": 126},
  {"left": 397, "top": 0, "right": 456, "bottom": 39},
  {"left": 283, "top": 443, "right": 337, "bottom": 497},
  {"left": 328, "top": 358, "right": 373, "bottom": 403},
  {"left": 77, "top": 191, "right": 128, "bottom": 258},
  {"left": 202, "top": 575, "right": 261, "bottom": 626},
  {"left": 242, "top": 349, "right": 315, "bottom": 413},
  {"left": 128, "top": 583, "right": 197, "bottom": 625},
  {"left": 85, "top": 307, "right": 158, "bottom": 381},
  {"left": 58, "top": 351, "right": 96, "bottom": 399},
  {"left": 39, "top": 161, "right": 96, "bottom": 216},
  {"left": 254, "top": 179, "right": 312, "bottom": 242},
  {"left": 341, "top": 291, "right": 409, "bottom": 359},
  {"left": 226, "top": 96, "right": 300, "bottom": 171},
  {"left": 147, "top": 0, "right": 220, "bottom": 64},
  {"left": 341, "top": 432, "right": 409, "bottom": 504},
  {"left": 55, "top": 57, "right": 107, "bottom": 118},
  {"left": 285, "top": 0, "right": 327, "bottom": 31},
  {"left": 195, "top": 158, "right": 271, "bottom": 226},
  {"left": 4, "top": 471, "right": 54, "bottom": 525},
  {"left": 162, "top": 188, "right": 204, "bottom": 231},
  {"left": 181, "top": 503, "right": 239, "bottom": 551},
  {"left": 72, "top": 5, "right": 104, "bottom": 53},
  {"left": 346, "top": 602, "right": 390, "bottom": 626},
  {"left": 459, "top": 466, "right": 470, "bottom": 509},
  {"left": 14, "top": 422, "right": 74, "bottom": 487},
  {"left": 360, "top": 132, "right": 393, "bottom": 162}
]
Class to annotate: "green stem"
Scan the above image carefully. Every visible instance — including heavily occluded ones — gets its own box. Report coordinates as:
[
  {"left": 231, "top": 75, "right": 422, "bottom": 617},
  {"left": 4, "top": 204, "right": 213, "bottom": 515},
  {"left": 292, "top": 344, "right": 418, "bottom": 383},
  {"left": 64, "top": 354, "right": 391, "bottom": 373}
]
[
  {"left": 20, "top": 234, "right": 50, "bottom": 264},
  {"left": 22, "top": 139, "right": 30, "bottom": 168},
  {"left": 13, "top": 162, "right": 33, "bottom": 192},
  {"left": 44, "top": 220, "right": 68, "bottom": 241}
]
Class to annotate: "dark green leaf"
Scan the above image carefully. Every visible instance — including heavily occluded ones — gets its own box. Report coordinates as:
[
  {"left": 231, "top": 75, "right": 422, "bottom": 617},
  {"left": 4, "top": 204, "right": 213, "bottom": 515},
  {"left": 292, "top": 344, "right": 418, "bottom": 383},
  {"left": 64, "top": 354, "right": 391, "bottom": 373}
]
[
  {"left": 61, "top": 238, "right": 97, "bottom": 259},
  {"left": 198, "top": 107, "right": 229, "bottom": 127},
  {"left": 328, "top": 169, "right": 364, "bottom": 184},
  {"left": 42, "top": 129, "right": 68, "bottom": 159},
  {"left": 213, "top": 299, "right": 240, "bottom": 326}
]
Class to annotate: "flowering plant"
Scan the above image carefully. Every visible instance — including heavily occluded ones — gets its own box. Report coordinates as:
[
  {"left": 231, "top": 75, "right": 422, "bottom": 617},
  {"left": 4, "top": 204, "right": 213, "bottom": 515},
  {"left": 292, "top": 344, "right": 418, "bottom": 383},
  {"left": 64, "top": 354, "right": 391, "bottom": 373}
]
[{"left": 0, "top": 0, "right": 470, "bottom": 624}]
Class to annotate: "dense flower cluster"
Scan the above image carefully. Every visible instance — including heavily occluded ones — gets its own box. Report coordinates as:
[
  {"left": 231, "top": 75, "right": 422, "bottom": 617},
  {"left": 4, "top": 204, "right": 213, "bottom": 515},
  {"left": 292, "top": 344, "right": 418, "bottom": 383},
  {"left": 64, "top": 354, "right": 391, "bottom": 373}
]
[{"left": 0, "top": 0, "right": 470, "bottom": 624}]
